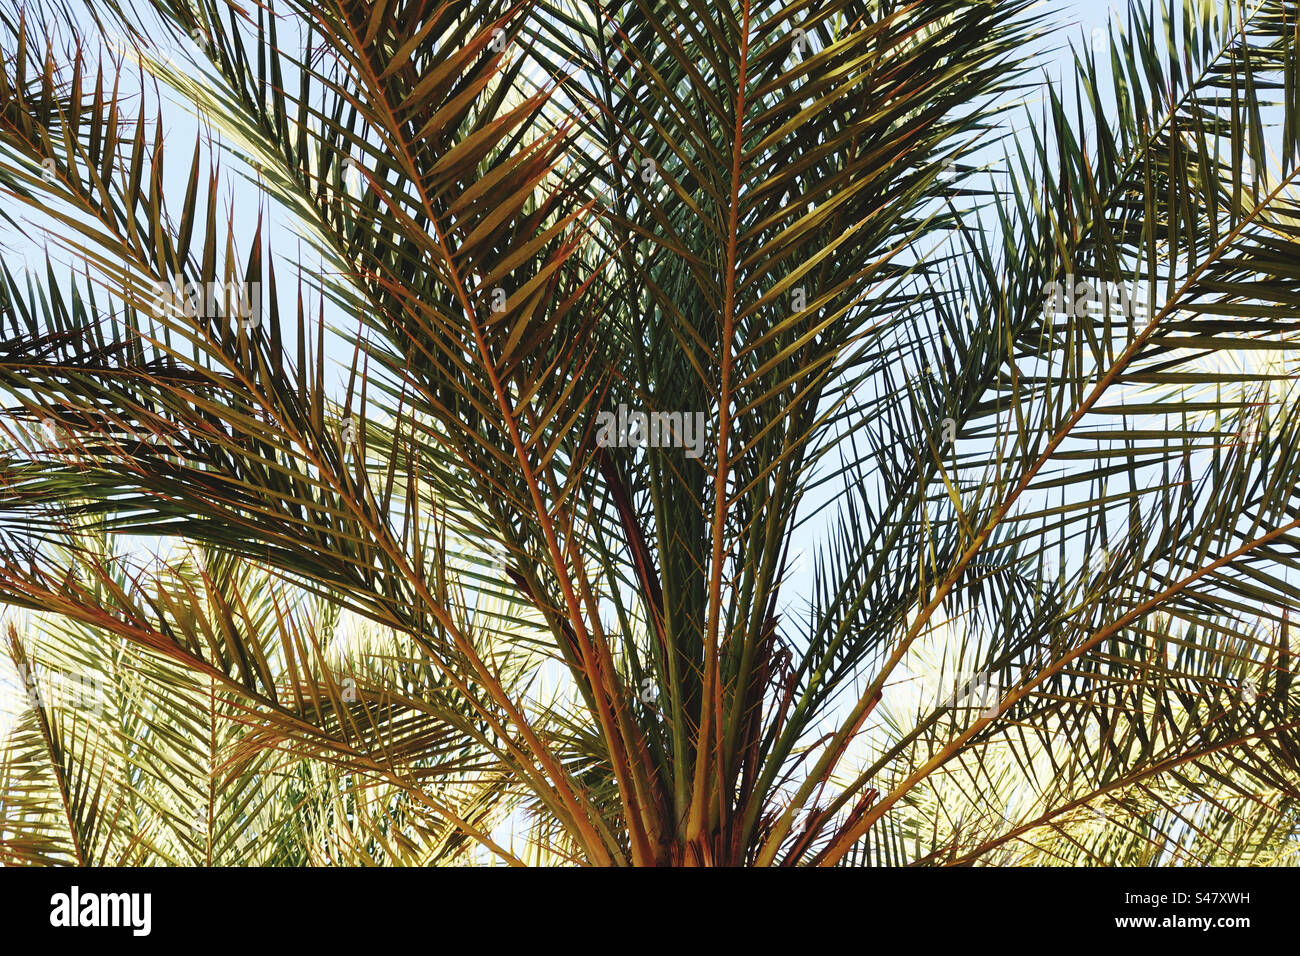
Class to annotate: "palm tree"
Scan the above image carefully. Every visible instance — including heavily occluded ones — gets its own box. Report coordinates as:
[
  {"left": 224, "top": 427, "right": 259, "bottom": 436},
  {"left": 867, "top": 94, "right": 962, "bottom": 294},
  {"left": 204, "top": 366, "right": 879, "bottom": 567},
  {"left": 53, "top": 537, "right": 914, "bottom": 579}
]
[
  {"left": 1, "top": 533, "right": 522, "bottom": 865},
  {"left": 0, "top": 0, "right": 1297, "bottom": 866}
]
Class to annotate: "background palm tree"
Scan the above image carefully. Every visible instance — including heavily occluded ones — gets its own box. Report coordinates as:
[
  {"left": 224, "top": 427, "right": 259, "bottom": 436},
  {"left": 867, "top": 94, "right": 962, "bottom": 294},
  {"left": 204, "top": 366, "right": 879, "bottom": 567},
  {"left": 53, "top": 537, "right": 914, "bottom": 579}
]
[
  {"left": 1, "top": 531, "right": 526, "bottom": 865},
  {"left": 0, "top": 0, "right": 1298, "bottom": 866}
]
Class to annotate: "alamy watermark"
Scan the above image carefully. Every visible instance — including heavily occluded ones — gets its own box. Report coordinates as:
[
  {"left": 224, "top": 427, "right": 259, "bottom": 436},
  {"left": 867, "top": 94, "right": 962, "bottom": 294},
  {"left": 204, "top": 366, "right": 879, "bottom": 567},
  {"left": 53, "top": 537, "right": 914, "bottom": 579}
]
[
  {"left": 150, "top": 275, "right": 262, "bottom": 330},
  {"left": 920, "top": 669, "right": 1000, "bottom": 719},
  {"left": 1042, "top": 274, "right": 1148, "bottom": 320},
  {"left": 595, "top": 404, "right": 708, "bottom": 459},
  {"left": 50, "top": 886, "right": 151, "bottom": 936},
  {"left": 16, "top": 659, "right": 107, "bottom": 717}
]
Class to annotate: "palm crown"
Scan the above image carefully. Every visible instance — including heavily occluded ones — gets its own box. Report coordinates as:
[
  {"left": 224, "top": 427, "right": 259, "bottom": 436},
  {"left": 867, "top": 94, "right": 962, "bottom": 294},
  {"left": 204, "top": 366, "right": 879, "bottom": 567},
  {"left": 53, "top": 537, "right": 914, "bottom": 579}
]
[{"left": 1, "top": 0, "right": 1298, "bottom": 866}]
